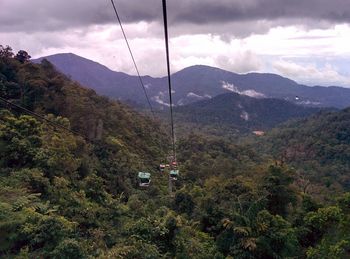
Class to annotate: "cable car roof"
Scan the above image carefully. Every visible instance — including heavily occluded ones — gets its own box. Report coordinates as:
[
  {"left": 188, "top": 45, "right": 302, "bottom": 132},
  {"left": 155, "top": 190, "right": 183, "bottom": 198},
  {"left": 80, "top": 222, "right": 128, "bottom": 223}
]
[
  {"left": 170, "top": 170, "right": 179, "bottom": 175},
  {"left": 138, "top": 172, "right": 151, "bottom": 179}
]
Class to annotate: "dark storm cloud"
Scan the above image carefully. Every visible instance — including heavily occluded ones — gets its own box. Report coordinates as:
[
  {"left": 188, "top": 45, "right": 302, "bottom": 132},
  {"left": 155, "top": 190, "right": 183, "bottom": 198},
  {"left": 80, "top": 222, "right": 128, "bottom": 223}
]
[
  {"left": 0, "top": 0, "right": 349, "bottom": 34},
  {"left": 0, "top": 0, "right": 160, "bottom": 32},
  {"left": 168, "top": 0, "right": 350, "bottom": 24}
]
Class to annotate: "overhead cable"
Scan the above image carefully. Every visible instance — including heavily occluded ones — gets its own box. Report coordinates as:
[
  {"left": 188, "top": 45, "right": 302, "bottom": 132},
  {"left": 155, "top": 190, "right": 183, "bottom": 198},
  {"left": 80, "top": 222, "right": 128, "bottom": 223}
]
[
  {"left": 110, "top": 0, "right": 155, "bottom": 116},
  {"left": 0, "top": 96, "right": 90, "bottom": 141},
  {"left": 162, "top": 0, "right": 176, "bottom": 160}
]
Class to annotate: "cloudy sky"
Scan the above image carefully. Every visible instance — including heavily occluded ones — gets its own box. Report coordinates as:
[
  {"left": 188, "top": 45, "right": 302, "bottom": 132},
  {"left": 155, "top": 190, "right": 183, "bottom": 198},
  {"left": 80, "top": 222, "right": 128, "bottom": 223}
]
[{"left": 1, "top": 0, "right": 350, "bottom": 87}]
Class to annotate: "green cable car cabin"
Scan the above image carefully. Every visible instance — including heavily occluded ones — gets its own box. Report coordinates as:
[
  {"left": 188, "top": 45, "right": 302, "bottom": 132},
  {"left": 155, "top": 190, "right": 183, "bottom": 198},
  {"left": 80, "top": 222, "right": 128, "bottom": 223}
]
[
  {"left": 138, "top": 172, "right": 151, "bottom": 187},
  {"left": 169, "top": 170, "right": 179, "bottom": 181}
]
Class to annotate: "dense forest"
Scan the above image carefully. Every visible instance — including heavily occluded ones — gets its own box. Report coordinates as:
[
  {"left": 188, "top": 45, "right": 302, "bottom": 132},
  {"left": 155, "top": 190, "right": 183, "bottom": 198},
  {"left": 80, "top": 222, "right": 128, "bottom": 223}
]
[
  {"left": 255, "top": 108, "right": 350, "bottom": 197},
  {"left": 1, "top": 45, "right": 350, "bottom": 258},
  {"left": 173, "top": 92, "right": 323, "bottom": 135}
]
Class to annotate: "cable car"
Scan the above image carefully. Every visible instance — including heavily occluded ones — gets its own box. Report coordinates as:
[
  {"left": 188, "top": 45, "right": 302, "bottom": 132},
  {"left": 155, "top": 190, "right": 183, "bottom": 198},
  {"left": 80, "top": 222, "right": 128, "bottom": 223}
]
[
  {"left": 169, "top": 170, "right": 179, "bottom": 181},
  {"left": 159, "top": 164, "right": 166, "bottom": 172},
  {"left": 138, "top": 172, "right": 151, "bottom": 187}
]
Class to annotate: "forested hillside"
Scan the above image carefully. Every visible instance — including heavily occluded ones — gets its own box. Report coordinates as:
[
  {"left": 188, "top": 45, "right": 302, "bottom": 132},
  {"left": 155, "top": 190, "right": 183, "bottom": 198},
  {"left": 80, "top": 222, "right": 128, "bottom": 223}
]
[
  {"left": 1, "top": 46, "right": 350, "bottom": 258},
  {"left": 34, "top": 54, "right": 350, "bottom": 109},
  {"left": 255, "top": 108, "right": 350, "bottom": 194},
  {"left": 173, "top": 92, "right": 323, "bottom": 137}
]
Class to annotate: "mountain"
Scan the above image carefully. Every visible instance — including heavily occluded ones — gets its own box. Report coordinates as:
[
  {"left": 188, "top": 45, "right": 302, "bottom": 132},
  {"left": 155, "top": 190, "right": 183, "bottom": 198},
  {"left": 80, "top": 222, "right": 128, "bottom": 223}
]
[
  {"left": 34, "top": 53, "right": 350, "bottom": 109},
  {"left": 171, "top": 65, "right": 350, "bottom": 108},
  {"left": 3, "top": 47, "right": 350, "bottom": 258},
  {"left": 2, "top": 53, "right": 169, "bottom": 164},
  {"left": 33, "top": 53, "right": 153, "bottom": 105},
  {"left": 255, "top": 107, "right": 350, "bottom": 190},
  {"left": 173, "top": 92, "right": 324, "bottom": 135}
]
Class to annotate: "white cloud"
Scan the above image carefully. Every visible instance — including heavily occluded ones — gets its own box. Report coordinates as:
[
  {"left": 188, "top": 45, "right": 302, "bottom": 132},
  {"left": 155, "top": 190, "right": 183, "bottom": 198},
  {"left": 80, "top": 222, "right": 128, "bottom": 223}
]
[
  {"left": 222, "top": 81, "right": 236, "bottom": 92},
  {"left": 242, "top": 90, "right": 266, "bottom": 98},
  {"left": 273, "top": 60, "right": 350, "bottom": 86},
  {"left": 170, "top": 34, "right": 263, "bottom": 74},
  {"left": 221, "top": 81, "right": 266, "bottom": 98},
  {"left": 240, "top": 111, "right": 249, "bottom": 121},
  {"left": 187, "top": 92, "right": 203, "bottom": 98},
  {"left": 186, "top": 92, "right": 212, "bottom": 99},
  {"left": 245, "top": 24, "right": 350, "bottom": 58},
  {"left": 13, "top": 24, "right": 168, "bottom": 77},
  {"left": 152, "top": 91, "right": 170, "bottom": 106},
  {"left": 215, "top": 51, "right": 262, "bottom": 73},
  {"left": 2, "top": 13, "right": 350, "bottom": 87},
  {"left": 297, "top": 100, "right": 321, "bottom": 105}
]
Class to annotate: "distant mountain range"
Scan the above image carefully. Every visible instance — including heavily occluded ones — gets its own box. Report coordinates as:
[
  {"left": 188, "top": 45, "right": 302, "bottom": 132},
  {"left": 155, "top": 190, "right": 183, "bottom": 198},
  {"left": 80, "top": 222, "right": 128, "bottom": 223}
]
[
  {"left": 173, "top": 92, "right": 324, "bottom": 133},
  {"left": 33, "top": 53, "right": 350, "bottom": 109}
]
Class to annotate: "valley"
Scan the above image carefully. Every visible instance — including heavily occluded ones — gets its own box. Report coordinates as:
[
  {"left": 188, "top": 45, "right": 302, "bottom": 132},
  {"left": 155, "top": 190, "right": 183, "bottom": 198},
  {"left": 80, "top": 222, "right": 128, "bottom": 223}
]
[
  {"left": 1, "top": 46, "right": 350, "bottom": 258},
  {"left": 2, "top": 0, "right": 350, "bottom": 257}
]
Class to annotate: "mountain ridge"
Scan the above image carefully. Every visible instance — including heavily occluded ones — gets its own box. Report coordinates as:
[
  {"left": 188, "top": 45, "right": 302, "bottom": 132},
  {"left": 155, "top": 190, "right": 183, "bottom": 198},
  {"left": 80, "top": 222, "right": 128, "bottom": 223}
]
[
  {"left": 2, "top": 46, "right": 350, "bottom": 259},
  {"left": 172, "top": 92, "right": 325, "bottom": 136},
  {"left": 33, "top": 53, "right": 350, "bottom": 108}
]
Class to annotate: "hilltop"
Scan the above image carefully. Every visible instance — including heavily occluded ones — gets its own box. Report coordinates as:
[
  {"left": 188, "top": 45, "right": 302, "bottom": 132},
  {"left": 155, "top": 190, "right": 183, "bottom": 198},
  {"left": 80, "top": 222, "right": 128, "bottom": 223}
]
[
  {"left": 34, "top": 53, "right": 350, "bottom": 108},
  {"left": 1, "top": 46, "right": 350, "bottom": 258}
]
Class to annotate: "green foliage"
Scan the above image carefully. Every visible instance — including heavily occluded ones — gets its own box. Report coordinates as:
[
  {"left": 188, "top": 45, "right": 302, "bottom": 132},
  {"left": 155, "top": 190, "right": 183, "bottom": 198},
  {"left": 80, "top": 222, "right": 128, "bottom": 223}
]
[
  {"left": 262, "top": 166, "right": 297, "bottom": 217},
  {"left": 1, "top": 47, "right": 350, "bottom": 258},
  {"left": 0, "top": 111, "right": 42, "bottom": 168},
  {"left": 305, "top": 206, "right": 342, "bottom": 231},
  {"left": 0, "top": 51, "right": 169, "bottom": 257},
  {"left": 0, "top": 45, "right": 14, "bottom": 59},
  {"left": 105, "top": 238, "right": 161, "bottom": 259},
  {"left": 304, "top": 203, "right": 350, "bottom": 258},
  {"left": 14, "top": 50, "right": 31, "bottom": 63},
  {"left": 257, "top": 108, "right": 350, "bottom": 192},
  {"left": 307, "top": 239, "right": 350, "bottom": 259},
  {"left": 50, "top": 239, "right": 88, "bottom": 259},
  {"left": 218, "top": 208, "right": 298, "bottom": 258},
  {"left": 174, "top": 190, "right": 195, "bottom": 215},
  {"left": 174, "top": 226, "right": 217, "bottom": 258},
  {"left": 22, "top": 215, "right": 75, "bottom": 250},
  {"left": 172, "top": 92, "right": 321, "bottom": 137}
]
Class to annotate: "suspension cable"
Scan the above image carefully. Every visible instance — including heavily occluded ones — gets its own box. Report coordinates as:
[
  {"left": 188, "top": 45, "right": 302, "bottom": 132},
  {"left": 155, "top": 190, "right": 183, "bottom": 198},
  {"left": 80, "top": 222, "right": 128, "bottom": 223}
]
[
  {"left": 162, "top": 0, "right": 176, "bottom": 161},
  {"left": 109, "top": 0, "right": 155, "bottom": 117},
  {"left": 0, "top": 96, "right": 90, "bottom": 141}
]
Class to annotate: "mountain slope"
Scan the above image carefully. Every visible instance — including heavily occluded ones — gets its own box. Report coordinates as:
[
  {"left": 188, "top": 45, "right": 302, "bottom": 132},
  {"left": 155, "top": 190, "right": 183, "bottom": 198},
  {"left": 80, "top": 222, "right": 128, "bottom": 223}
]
[
  {"left": 169, "top": 65, "right": 350, "bottom": 108},
  {"left": 34, "top": 54, "right": 350, "bottom": 109},
  {"left": 255, "top": 107, "right": 350, "bottom": 190},
  {"left": 2, "top": 47, "right": 350, "bottom": 259},
  {"left": 33, "top": 53, "right": 153, "bottom": 105},
  {"left": 3, "top": 53, "right": 169, "bottom": 168},
  {"left": 173, "top": 92, "right": 324, "bottom": 134}
]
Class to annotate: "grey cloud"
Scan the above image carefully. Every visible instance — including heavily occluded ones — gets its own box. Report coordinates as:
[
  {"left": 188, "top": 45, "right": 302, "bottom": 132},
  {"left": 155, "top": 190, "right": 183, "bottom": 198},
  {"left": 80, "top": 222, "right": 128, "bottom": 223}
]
[
  {"left": 0, "top": 0, "right": 349, "bottom": 35},
  {"left": 0, "top": 0, "right": 160, "bottom": 33},
  {"left": 170, "top": 19, "right": 274, "bottom": 39}
]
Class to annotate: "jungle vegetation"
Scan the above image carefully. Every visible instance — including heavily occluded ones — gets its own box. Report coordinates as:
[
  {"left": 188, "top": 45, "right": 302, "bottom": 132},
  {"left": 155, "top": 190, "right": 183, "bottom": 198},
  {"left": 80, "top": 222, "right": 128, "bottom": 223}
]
[{"left": 1, "top": 45, "right": 350, "bottom": 258}]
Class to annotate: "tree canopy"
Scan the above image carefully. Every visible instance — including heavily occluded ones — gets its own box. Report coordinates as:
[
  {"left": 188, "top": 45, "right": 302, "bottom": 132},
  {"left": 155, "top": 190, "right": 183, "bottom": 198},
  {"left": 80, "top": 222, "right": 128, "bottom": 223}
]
[{"left": 1, "top": 45, "right": 350, "bottom": 258}]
